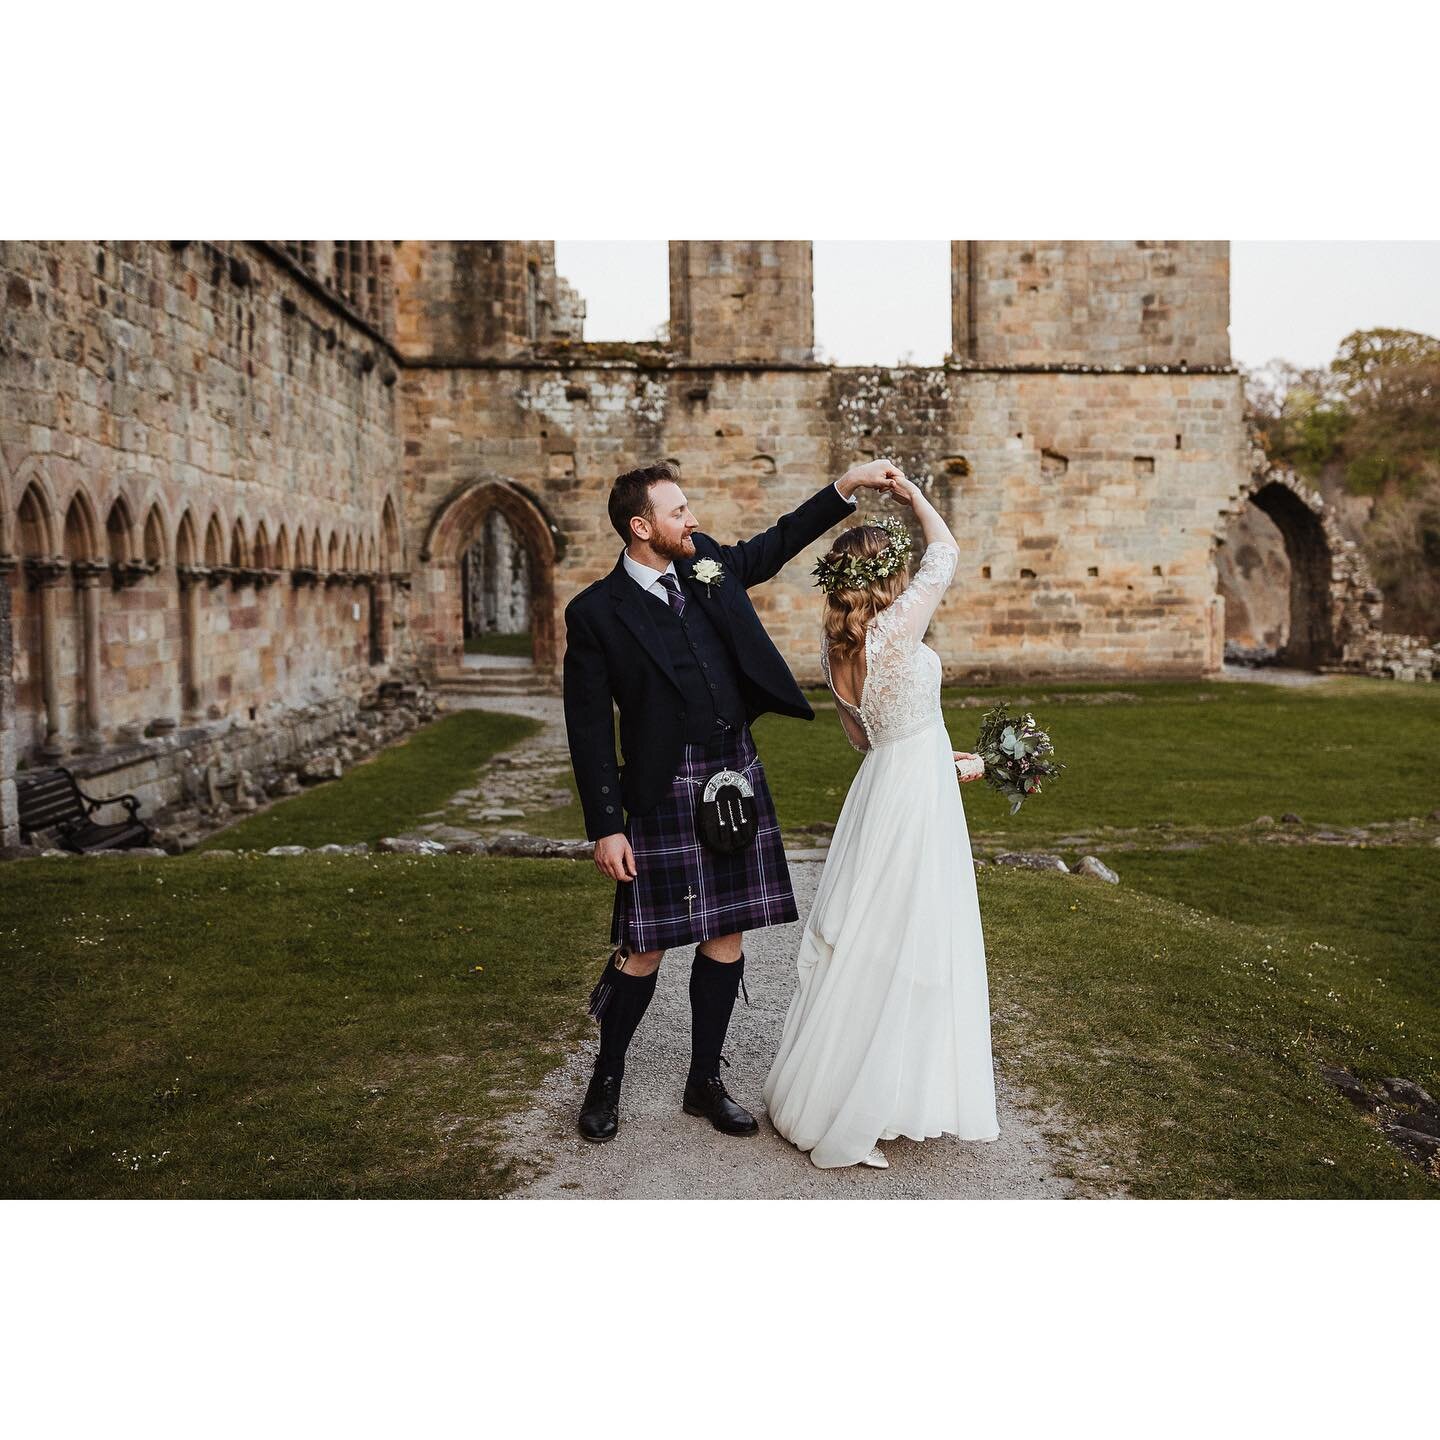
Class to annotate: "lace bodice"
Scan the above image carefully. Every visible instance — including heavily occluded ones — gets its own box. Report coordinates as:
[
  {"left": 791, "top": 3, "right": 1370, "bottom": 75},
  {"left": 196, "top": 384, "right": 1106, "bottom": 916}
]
[{"left": 820, "top": 541, "right": 958, "bottom": 753}]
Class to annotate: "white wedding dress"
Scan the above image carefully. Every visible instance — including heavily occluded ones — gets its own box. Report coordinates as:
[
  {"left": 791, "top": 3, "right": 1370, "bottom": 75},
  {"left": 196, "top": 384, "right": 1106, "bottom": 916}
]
[{"left": 763, "top": 540, "right": 1000, "bottom": 1167}]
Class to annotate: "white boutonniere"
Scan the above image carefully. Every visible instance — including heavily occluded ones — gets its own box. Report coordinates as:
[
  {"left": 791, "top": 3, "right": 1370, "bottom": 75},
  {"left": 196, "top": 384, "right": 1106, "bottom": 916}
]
[{"left": 691, "top": 557, "right": 724, "bottom": 591}]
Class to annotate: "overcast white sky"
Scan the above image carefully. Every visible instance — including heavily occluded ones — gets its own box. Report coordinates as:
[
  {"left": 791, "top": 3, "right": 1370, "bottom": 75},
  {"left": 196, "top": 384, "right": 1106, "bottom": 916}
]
[{"left": 554, "top": 241, "right": 1440, "bottom": 371}]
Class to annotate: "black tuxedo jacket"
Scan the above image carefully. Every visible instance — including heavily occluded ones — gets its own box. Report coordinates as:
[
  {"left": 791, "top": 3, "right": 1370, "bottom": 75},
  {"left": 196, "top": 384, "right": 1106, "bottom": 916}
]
[{"left": 563, "top": 481, "right": 857, "bottom": 841}]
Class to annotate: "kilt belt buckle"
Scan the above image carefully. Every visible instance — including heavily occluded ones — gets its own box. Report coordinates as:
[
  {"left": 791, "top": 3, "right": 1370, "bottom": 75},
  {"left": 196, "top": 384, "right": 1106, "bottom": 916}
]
[{"left": 697, "top": 767, "right": 758, "bottom": 856}]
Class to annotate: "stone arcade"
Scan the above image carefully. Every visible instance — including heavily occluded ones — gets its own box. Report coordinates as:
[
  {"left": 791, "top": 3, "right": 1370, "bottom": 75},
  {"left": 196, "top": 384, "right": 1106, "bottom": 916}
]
[{"left": 0, "top": 240, "right": 1418, "bottom": 847}]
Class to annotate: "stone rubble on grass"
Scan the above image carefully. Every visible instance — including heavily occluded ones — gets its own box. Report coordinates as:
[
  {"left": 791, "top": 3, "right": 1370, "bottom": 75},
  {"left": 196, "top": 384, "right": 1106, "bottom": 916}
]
[
  {"left": 1381, "top": 1077, "right": 1436, "bottom": 1110},
  {"left": 993, "top": 852, "right": 1070, "bottom": 872},
  {"left": 298, "top": 756, "right": 344, "bottom": 786},
  {"left": 376, "top": 837, "right": 448, "bottom": 856},
  {"left": 1315, "top": 1063, "right": 1440, "bottom": 1181},
  {"left": 1075, "top": 855, "right": 1120, "bottom": 883},
  {"left": 420, "top": 825, "right": 486, "bottom": 843},
  {"left": 136, "top": 682, "right": 440, "bottom": 855}
]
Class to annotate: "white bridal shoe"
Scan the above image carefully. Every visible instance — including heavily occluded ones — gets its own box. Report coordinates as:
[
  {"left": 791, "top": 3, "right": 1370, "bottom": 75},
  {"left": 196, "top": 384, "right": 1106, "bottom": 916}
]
[{"left": 860, "top": 1146, "right": 889, "bottom": 1169}]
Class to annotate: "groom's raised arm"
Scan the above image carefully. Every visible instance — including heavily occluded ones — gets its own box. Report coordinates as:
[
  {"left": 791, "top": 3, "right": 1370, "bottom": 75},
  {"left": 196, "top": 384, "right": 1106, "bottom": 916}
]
[{"left": 717, "top": 479, "right": 858, "bottom": 590}]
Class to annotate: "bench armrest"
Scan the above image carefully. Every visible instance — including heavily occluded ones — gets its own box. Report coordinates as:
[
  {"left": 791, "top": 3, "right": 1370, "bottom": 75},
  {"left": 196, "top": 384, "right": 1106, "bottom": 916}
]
[{"left": 74, "top": 780, "right": 142, "bottom": 822}]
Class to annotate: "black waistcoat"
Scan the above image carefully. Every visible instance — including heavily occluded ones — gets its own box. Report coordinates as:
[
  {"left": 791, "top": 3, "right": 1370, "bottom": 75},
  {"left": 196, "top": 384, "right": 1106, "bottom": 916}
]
[{"left": 647, "top": 588, "right": 746, "bottom": 741}]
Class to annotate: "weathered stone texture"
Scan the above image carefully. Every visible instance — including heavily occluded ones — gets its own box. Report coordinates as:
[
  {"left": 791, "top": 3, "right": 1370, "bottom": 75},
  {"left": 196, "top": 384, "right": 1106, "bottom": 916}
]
[
  {"left": 401, "top": 360, "right": 1249, "bottom": 682},
  {"left": 669, "top": 242, "right": 814, "bottom": 363},
  {"left": 393, "top": 241, "right": 583, "bottom": 361},
  {"left": 9, "top": 237, "right": 1417, "bottom": 850},
  {"left": 952, "top": 241, "right": 1231, "bottom": 367},
  {"left": 1, "top": 240, "right": 407, "bottom": 840}
]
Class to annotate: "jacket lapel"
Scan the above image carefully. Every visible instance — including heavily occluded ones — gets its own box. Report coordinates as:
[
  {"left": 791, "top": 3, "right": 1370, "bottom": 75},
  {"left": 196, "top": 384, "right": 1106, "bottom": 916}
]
[{"left": 608, "top": 553, "right": 684, "bottom": 696}]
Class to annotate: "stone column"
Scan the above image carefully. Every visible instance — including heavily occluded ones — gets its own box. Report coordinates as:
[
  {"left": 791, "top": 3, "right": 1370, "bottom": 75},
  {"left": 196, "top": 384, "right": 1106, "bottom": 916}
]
[
  {"left": 29, "top": 559, "right": 67, "bottom": 760},
  {"left": 178, "top": 566, "right": 205, "bottom": 720},
  {"left": 0, "top": 556, "right": 18, "bottom": 846},
  {"left": 950, "top": 241, "right": 978, "bottom": 362},
  {"left": 370, "top": 576, "right": 391, "bottom": 665},
  {"left": 75, "top": 561, "right": 107, "bottom": 751}
]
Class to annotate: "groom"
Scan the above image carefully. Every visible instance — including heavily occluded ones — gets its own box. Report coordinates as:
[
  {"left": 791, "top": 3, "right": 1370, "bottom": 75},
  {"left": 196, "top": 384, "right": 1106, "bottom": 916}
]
[{"left": 562, "top": 456, "right": 902, "bottom": 1143}]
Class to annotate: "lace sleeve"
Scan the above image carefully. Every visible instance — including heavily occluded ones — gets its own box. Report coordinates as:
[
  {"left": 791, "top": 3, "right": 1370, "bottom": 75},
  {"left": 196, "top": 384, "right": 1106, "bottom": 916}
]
[
  {"left": 820, "top": 640, "right": 871, "bottom": 754},
  {"left": 873, "top": 541, "right": 958, "bottom": 648}
]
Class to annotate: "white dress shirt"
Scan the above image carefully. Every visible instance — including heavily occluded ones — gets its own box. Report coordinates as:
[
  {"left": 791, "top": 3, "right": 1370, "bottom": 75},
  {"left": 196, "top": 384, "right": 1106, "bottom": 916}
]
[{"left": 623, "top": 479, "right": 857, "bottom": 603}]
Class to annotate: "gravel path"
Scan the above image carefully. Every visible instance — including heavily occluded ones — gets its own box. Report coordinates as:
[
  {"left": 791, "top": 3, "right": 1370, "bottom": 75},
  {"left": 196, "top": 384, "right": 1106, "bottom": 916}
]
[{"left": 507, "top": 858, "right": 1082, "bottom": 1200}]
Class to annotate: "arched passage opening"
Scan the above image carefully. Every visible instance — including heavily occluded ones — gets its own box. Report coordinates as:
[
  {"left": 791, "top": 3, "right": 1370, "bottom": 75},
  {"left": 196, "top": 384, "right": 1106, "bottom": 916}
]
[
  {"left": 1217, "top": 471, "right": 1342, "bottom": 670},
  {"left": 462, "top": 509, "right": 532, "bottom": 654},
  {"left": 420, "top": 478, "right": 559, "bottom": 674}
]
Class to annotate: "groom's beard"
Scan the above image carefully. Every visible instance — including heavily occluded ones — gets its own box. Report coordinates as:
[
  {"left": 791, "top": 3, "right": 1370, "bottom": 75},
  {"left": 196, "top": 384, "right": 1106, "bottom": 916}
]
[{"left": 649, "top": 531, "right": 696, "bottom": 563}]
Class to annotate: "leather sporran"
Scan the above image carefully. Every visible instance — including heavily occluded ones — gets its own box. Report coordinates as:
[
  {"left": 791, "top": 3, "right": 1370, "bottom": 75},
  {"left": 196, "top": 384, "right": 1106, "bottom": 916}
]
[{"left": 697, "top": 767, "right": 758, "bottom": 855}]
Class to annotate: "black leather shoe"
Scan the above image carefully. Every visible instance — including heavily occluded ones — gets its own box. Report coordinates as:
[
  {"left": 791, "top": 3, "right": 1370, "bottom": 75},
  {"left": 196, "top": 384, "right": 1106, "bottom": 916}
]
[
  {"left": 683, "top": 1075, "right": 759, "bottom": 1136},
  {"left": 578, "top": 1071, "right": 622, "bottom": 1143}
]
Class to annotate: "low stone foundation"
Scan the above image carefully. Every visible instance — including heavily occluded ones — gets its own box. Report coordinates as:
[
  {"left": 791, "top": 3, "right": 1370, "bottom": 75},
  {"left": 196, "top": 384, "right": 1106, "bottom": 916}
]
[
  {"left": 8, "top": 680, "right": 438, "bottom": 856},
  {"left": 1334, "top": 630, "right": 1438, "bottom": 683}
]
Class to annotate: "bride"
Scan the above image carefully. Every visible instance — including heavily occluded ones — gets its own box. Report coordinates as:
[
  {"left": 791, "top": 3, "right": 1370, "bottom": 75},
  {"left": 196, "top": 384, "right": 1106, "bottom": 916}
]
[{"left": 762, "top": 472, "right": 1000, "bottom": 1169}]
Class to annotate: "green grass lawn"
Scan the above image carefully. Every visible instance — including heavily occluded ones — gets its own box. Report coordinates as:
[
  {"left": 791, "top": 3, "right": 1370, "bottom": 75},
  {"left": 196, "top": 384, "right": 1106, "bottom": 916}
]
[
  {"left": 0, "top": 854, "right": 612, "bottom": 1198},
  {"left": 1, "top": 845, "right": 1433, "bottom": 1199},
  {"left": 980, "top": 856, "right": 1437, "bottom": 1199},
  {"left": 504, "top": 675, "right": 1440, "bottom": 847},
  {"left": 464, "top": 631, "right": 532, "bottom": 658},
  {"left": 193, "top": 710, "right": 541, "bottom": 852},
  {"left": 753, "top": 676, "right": 1440, "bottom": 840},
  {"left": 3, "top": 678, "right": 1437, "bottom": 1199}
]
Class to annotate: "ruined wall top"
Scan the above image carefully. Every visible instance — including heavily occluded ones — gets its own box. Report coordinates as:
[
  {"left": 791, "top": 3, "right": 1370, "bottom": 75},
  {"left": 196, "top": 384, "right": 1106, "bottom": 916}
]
[
  {"left": 951, "top": 241, "right": 1231, "bottom": 368},
  {"left": 668, "top": 241, "right": 815, "bottom": 365},
  {"left": 391, "top": 242, "right": 585, "bottom": 362},
  {"left": 383, "top": 239, "right": 1228, "bottom": 371}
]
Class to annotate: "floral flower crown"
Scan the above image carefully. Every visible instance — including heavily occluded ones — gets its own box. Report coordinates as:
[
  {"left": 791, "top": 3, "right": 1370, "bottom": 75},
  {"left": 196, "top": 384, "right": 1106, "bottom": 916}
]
[{"left": 811, "top": 515, "right": 914, "bottom": 595}]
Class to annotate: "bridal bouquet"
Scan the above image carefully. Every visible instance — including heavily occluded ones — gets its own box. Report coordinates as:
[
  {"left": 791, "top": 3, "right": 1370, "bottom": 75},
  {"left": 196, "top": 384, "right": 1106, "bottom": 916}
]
[{"left": 973, "top": 703, "right": 1064, "bottom": 814}]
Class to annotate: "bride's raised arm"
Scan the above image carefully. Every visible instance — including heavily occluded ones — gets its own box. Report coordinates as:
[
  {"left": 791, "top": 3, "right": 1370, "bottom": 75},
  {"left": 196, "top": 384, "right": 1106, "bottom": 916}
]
[{"left": 875, "top": 475, "right": 959, "bottom": 646}]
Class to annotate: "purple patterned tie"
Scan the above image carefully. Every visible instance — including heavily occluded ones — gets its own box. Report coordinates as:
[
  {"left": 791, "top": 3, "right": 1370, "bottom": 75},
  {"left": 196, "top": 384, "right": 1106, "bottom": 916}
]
[{"left": 658, "top": 573, "right": 686, "bottom": 616}]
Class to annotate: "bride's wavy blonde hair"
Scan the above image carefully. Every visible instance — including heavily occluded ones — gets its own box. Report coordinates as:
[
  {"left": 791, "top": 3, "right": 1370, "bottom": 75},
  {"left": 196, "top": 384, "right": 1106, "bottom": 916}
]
[{"left": 821, "top": 525, "right": 912, "bottom": 660}]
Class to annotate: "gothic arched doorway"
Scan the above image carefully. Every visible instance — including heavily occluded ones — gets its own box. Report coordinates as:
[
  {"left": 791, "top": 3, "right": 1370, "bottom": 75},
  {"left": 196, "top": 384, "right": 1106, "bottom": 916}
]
[{"left": 419, "top": 478, "right": 559, "bottom": 674}]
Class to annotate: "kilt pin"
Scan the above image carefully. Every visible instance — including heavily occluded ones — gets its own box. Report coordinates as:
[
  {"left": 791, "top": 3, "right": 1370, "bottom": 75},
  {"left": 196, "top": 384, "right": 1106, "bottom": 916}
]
[{"left": 561, "top": 478, "right": 860, "bottom": 1141}]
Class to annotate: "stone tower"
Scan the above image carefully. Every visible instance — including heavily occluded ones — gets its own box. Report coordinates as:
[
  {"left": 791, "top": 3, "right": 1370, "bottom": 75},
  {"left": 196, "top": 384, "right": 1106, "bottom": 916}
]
[
  {"left": 950, "top": 240, "right": 1230, "bottom": 367},
  {"left": 392, "top": 241, "right": 584, "bottom": 362},
  {"left": 668, "top": 241, "right": 814, "bottom": 363}
]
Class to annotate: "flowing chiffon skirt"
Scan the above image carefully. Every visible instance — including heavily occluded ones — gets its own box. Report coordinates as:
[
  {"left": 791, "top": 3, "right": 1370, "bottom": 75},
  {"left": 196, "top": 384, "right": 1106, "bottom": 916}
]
[{"left": 763, "top": 716, "right": 1000, "bottom": 1167}]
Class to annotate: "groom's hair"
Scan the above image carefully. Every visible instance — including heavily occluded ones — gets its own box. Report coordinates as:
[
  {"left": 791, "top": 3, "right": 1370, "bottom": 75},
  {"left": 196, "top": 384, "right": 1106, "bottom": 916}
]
[{"left": 609, "top": 461, "right": 679, "bottom": 543}]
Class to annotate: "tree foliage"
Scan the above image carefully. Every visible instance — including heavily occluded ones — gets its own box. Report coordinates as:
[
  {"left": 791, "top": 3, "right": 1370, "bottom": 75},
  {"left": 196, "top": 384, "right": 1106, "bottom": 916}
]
[
  {"left": 1245, "top": 328, "right": 1440, "bottom": 496},
  {"left": 1245, "top": 328, "right": 1440, "bottom": 637}
]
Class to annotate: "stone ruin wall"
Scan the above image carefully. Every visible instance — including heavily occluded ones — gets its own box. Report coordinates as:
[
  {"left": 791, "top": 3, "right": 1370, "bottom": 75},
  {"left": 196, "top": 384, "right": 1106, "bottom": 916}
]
[
  {"left": 400, "top": 359, "right": 1250, "bottom": 684},
  {"left": 6, "top": 236, "right": 1424, "bottom": 850},
  {"left": 0, "top": 240, "right": 411, "bottom": 844}
]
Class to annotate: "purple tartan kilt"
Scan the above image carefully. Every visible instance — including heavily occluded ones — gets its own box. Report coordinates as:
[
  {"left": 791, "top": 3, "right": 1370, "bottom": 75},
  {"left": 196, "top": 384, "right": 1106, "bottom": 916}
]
[{"left": 610, "top": 723, "right": 798, "bottom": 953}]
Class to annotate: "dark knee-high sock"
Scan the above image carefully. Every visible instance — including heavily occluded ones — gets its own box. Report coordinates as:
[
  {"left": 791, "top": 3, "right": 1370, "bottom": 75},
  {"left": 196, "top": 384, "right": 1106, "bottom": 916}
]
[
  {"left": 688, "top": 946, "right": 745, "bottom": 1084},
  {"left": 595, "top": 964, "right": 658, "bottom": 1079}
]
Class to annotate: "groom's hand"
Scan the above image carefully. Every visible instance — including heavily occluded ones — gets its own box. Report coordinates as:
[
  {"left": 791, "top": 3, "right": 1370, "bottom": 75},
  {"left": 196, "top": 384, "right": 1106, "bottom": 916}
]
[
  {"left": 835, "top": 457, "right": 906, "bottom": 501},
  {"left": 594, "top": 833, "right": 638, "bottom": 882}
]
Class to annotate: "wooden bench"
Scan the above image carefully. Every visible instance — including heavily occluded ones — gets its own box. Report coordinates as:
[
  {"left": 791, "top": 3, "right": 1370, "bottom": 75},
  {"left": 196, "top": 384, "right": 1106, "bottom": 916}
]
[{"left": 15, "top": 767, "right": 155, "bottom": 853}]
